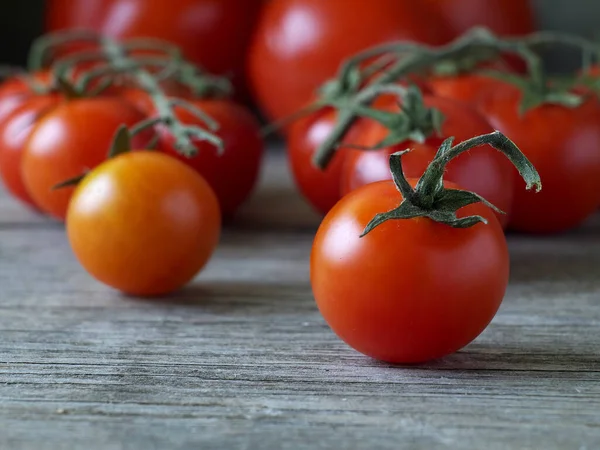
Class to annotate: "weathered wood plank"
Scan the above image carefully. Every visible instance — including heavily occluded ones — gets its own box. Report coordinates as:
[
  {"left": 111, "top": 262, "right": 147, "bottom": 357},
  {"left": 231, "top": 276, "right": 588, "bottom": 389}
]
[{"left": 0, "top": 152, "right": 599, "bottom": 449}]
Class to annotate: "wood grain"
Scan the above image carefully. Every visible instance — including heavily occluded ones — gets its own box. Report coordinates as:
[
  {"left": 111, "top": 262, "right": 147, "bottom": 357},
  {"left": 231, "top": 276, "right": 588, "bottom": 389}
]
[{"left": 0, "top": 152, "right": 599, "bottom": 450}]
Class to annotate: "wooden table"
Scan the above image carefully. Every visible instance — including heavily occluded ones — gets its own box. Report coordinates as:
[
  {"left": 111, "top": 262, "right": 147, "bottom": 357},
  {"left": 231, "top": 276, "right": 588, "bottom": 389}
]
[{"left": 1, "top": 152, "right": 599, "bottom": 450}]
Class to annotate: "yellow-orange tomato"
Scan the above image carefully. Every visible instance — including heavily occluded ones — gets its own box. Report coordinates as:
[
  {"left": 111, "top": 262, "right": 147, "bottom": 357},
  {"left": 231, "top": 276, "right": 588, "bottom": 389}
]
[{"left": 66, "top": 151, "right": 221, "bottom": 297}]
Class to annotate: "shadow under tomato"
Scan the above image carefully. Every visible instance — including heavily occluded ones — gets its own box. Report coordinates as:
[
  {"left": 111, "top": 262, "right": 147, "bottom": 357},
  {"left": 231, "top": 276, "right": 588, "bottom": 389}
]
[{"left": 119, "top": 280, "right": 316, "bottom": 316}]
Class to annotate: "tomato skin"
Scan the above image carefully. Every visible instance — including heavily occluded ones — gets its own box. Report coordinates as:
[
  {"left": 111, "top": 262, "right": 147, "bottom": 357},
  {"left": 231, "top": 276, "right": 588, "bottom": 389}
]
[
  {"left": 248, "top": 0, "right": 449, "bottom": 124},
  {"left": 0, "top": 71, "right": 53, "bottom": 125},
  {"left": 0, "top": 96, "right": 62, "bottom": 209},
  {"left": 341, "top": 95, "right": 515, "bottom": 227},
  {"left": 67, "top": 151, "right": 221, "bottom": 297},
  {"left": 21, "top": 97, "right": 149, "bottom": 221},
  {"left": 426, "top": 73, "right": 506, "bottom": 108},
  {"left": 156, "top": 99, "right": 264, "bottom": 217},
  {"left": 426, "top": 0, "right": 535, "bottom": 39},
  {"left": 479, "top": 85, "right": 600, "bottom": 234},
  {"left": 46, "top": 0, "right": 263, "bottom": 95},
  {"left": 311, "top": 179, "right": 508, "bottom": 364}
]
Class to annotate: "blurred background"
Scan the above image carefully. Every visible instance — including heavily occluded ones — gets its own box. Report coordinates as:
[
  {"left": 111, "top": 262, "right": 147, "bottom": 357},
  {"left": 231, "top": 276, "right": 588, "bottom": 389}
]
[{"left": 2, "top": 0, "right": 599, "bottom": 66}]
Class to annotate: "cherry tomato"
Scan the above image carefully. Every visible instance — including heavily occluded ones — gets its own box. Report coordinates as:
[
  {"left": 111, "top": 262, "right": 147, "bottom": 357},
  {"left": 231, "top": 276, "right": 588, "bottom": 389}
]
[
  {"left": 425, "top": 0, "right": 536, "bottom": 39},
  {"left": 311, "top": 179, "right": 508, "bottom": 363},
  {"left": 479, "top": 84, "right": 600, "bottom": 234},
  {"left": 22, "top": 97, "right": 150, "bottom": 221},
  {"left": 248, "top": 0, "right": 450, "bottom": 124},
  {"left": 427, "top": 73, "right": 508, "bottom": 108},
  {"left": 341, "top": 95, "right": 515, "bottom": 227},
  {"left": 0, "top": 95, "right": 62, "bottom": 208},
  {"left": 0, "top": 71, "right": 53, "bottom": 125},
  {"left": 155, "top": 99, "right": 264, "bottom": 217},
  {"left": 287, "top": 107, "right": 372, "bottom": 215},
  {"left": 46, "top": 0, "right": 263, "bottom": 95},
  {"left": 67, "top": 151, "right": 221, "bottom": 297}
]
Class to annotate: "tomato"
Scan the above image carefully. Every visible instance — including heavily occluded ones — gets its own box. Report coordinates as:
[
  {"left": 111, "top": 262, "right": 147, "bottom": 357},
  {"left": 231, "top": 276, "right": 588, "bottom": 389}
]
[
  {"left": 0, "top": 95, "right": 62, "bottom": 208},
  {"left": 311, "top": 179, "right": 508, "bottom": 363},
  {"left": 341, "top": 95, "right": 515, "bottom": 227},
  {"left": 425, "top": 0, "right": 536, "bottom": 39},
  {"left": 46, "top": 0, "right": 263, "bottom": 95},
  {"left": 0, "top": 71, "right": 53, "bottom": 125},
  {"left": 248, "top": 0, "right": 450, "bottom": 124},
  {"left": 427, "top": 73, "right": 508, "bottom": 108},
  {"left": 479, "top": 84, "right": 600, "bottom": 234},
  {"left": 155, "top": 99, "right": 264, "bottom": 217},
  {"left": 22, "top": 97, "right": 150, "bottom": 221},
  {"left": 287, "top": 107, "right": 374, "bottom": 215},
  {"left": 67, "top": 151, "right": 221, "bottom": 297},
  {"left": 120, "top": 83, "right": 193, "bottom": 115}
]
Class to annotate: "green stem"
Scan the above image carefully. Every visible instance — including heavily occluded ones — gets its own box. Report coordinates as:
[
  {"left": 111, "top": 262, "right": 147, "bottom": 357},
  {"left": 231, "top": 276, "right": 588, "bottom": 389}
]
[{"left": 361, "top": 131, "right": 542, "bottom": 235}]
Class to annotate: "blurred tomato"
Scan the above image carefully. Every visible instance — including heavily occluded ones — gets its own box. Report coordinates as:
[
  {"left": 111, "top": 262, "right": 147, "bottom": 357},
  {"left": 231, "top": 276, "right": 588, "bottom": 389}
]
[
  {"left": 46, "top": 0, "right": 264, "bottom": 95},
  {"left": 0, "top": 71, "right": 54, "bottom": 125},
  {"left": 247, "top": 0, "right": 450, "bottom": 125},
  {"left": 425, "top": 0, "right": 536, "bottom": 38}
]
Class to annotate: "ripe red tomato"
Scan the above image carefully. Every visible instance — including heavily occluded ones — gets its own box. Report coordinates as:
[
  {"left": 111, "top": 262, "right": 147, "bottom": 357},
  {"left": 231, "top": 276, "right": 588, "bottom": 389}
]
[
  {"left": 248, "top": 0, "right": 450, "bottom": 124},
  {"left": 311, "top": 179, "right": 508, "bottom": 363},
  {"left": 0, "top": 95, "right": 62, "bottom": 208},
  {"left": 0, "top": 71, "right": 54, "bottom": 125},
  {"left": 425, "top": 0, "right": 536, "bottom": 39},
  {"left": 67, "top": 151, "right": 221, "bottom": 297},
  {"left": 287, "top": 107, "right": 372, "bottom": 215},
  {"left": 46, "top": 0, "right": 263, "bottom": 95},
  {"left": 479, "top": 84, "right": 600, "bottom": 234},
  {"left": 341, "top": 95, "right": 515, "bottom": 227},
  {"left": 155, "top": 99, "right": 264, "bottom": 217},
  {"left": 427, "top": 73, "right": 507, "bottom": 108},
  {"left": 21, "top": 97, "right": 149, "bottom": 221}
]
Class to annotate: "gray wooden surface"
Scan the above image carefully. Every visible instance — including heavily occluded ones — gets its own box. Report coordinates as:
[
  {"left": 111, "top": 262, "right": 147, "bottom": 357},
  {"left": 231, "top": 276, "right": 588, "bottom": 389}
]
[{"left": 1, "top": 151, "right": 599, "bottom": 450}]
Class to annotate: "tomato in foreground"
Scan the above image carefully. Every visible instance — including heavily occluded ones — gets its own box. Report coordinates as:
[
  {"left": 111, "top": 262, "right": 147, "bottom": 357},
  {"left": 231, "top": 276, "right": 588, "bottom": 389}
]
[
  {"left": 156, "top": 99, "right": 264, "bottom": 217},
  {"left": 479, "top": 83, "right": 600, "bottom": 234},
  {"left": 248, "top": 0, "right": 449, "bottom": 124},
  {"left": 67, "top": 151, "right": 221, "bottom": 297},
  {"left": 341, "top": 94, "right": 515, "bottom": 227},
  {"left": 311, "top": 132, "right": 541, "bottom": 363},
  {"left": 0, "top": 95, "right": 61, "bottom": 208},
  {"left": 21, "top": 97, "right": 149, "bottom": 221}
]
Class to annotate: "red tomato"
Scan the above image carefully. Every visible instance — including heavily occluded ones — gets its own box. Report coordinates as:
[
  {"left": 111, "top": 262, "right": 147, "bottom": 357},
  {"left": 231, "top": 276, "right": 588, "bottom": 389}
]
[
  {"left": 426, "top": 0, "right": 536, "bottom": 39},
  {"left": 0, "top": 71, "right": 54, "bottom": 125},
  {"left": 0, "top": 95, "right": 62, "bottom": 208},
  {"left": 427, "top": 73, "right": 507, "bottom": 108},
  {"left": 120, "top": 83, "right": 193, "bottom": 115},
  {"left": 479, "top": 84, "right": 600, "bottom": 234},
  {"left": 287, "top": 107, "right": 372, "bottom": 215},
  {"left": 341, "top": 95, "right": 515, "bottom": 227},
  {"left": 248, "top": 0, "right": 450, "bottom": 124},
  {"left": 21, "top": 97, "right": 150, "bottom": 221},
  {"left": 46, "top": 0, "right": 263, "bottom": 95},
  {"left": 67, "top": 151, "right": 221, "bottom": 297},
  {"left": 155, "top": 99, "right": 264, "bottom": 217},
  {"left": 311, "top": 179, "right": 508, "bottom": 363}
]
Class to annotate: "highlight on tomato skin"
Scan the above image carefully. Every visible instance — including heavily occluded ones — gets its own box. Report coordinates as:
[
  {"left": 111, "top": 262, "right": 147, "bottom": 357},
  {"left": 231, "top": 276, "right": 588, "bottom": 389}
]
[
  {"left": 0, "top": 95, "right": 61, "bottom": 209},
  {"left": 66, "top": 151, "right": 221, "bottom": 297},
  {"left": 311, "top": 179, "right": 509, "bottom": 364},
  {"left": 20, "top": 97, "right": 151, "bottom": 221}
]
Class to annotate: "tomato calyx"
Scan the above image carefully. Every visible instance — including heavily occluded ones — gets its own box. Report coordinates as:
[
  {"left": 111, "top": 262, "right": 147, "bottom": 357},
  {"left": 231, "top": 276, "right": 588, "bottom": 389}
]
[
  {"left": 350, "top": 86, "right": 444, "bottom": 150},
  {"left": 361, "top": 131, "right": 541, "bottom": 235}
]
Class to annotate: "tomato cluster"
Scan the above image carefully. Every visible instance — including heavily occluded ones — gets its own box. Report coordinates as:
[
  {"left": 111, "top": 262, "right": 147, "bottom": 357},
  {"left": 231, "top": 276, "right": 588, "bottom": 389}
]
[
  {"left": 0, "top": 34, "right": 264, "bottom": 297},
  {"left": 2, "top": 3, "right": 596, "bottom": 365}
]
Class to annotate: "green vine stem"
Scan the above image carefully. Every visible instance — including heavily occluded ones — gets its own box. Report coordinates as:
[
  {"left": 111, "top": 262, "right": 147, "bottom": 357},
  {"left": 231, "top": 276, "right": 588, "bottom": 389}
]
[
  {"left": 361, "top": 131, "right": 542, "bottom": 235},
  {"left": 311, "top": 28, "right": 600, "bottom": 170},
  {"left": 32, "top": 30, "right": 229, "bottom": 155}
]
